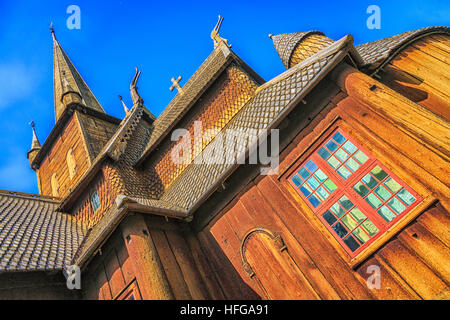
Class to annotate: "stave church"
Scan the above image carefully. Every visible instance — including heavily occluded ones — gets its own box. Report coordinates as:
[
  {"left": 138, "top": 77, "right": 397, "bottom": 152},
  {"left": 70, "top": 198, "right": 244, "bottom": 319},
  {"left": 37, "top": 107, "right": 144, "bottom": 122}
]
[{"left": 0, "top": 17, "right": 449, "bottom": 299}]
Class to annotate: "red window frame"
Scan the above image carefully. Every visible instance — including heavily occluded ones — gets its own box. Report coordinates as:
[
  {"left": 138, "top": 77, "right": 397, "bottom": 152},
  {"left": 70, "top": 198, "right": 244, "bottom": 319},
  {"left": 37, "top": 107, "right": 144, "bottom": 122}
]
[{"left": 288, "top": 128, "right": 422, "bottom": 257}]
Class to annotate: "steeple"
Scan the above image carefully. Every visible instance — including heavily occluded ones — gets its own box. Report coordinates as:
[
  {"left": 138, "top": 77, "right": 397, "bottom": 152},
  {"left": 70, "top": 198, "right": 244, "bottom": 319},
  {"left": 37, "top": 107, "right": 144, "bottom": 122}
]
[
  {"left": 52, "top": 26, "right": 105, "bottom": 121},
  {"left": 27, "top": 121, "right": 41, "bottom": 169}
]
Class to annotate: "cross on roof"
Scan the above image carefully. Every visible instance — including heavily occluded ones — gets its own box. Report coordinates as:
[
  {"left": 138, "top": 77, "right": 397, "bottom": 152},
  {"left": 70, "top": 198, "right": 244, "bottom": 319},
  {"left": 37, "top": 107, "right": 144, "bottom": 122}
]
[{"left": 170, "top": 76, "right": 183, "bottom": 94}]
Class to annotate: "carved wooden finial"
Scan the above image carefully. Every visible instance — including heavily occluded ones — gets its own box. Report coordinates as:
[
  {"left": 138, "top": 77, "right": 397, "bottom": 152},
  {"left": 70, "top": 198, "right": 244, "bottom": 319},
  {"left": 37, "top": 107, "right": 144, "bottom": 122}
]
[
  {"left": 210, "top": 15, "right": 231, "bottom": 49},
  {"left": 119, "top": 95, "right": 130, "bottom": 115},
  {"left": 130, "top": 67, "right": 144, "bottom": 107},
  {"left": 268, "top": 34, "right": 274, "bottom": 39},
  {"left": 170, "top": 76, "right": 183, "bottom": 94}
]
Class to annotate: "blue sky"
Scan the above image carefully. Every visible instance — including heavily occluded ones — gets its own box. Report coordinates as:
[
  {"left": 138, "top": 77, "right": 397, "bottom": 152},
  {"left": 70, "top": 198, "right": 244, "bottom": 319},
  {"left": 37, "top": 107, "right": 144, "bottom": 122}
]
[{"left": 0, "top": 0, "right": 448, "bottom": 194}]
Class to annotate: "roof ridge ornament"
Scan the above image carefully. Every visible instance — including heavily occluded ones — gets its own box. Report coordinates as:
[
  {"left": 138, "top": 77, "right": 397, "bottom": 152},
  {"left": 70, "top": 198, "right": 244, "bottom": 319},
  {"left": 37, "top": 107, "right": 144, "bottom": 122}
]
[
  {"left": 170, "top": 75, "right": 184, "bottom": 95},
  {"left": 130, "top": 67, "right": 144, "bottom": 107},
  {"left": 211, "top": 15, "right": 231, "bottom": 49},
  {"left": 118, "top": 95, "right": 130, "bottom": 115}
]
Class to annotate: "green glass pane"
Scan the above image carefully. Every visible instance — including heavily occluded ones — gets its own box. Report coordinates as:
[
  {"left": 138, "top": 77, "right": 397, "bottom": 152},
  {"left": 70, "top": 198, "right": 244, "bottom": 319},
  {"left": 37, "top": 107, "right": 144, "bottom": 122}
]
[
  {"left": 306, "top": 176, "right": 319, "bottom": 190},
  {"left": 341, "top": 214, "right": 358, "bottom": 230},
  {"left": 384, "top": 177, "right": 402, "bottom": 193},
  {"left": 374, "top": 185, "right": 391, "bottom": 201},
  {"left": 335, "top": 149, "right": 349, "bottom": 162},
  {"left": 327, "top": 156, "right": 340, "bottom": 169},
  {"left": 354, "top": 181, "right": 369, "bottom": 197},
  {"left": 332, "top": 222, "right": 348, "bottom": 239},
  {"left": 337, "top": 166, "right": 352, "bottom": 180},
  {"left": 397, "top": 189, "right": 416, "bottom": 206},
  {"left": 362, "top": 174, "right": 378, "bottom": 189},
  {"left": 387, "top": 197, "right": 406, "bottom": 214},
  {"left": 345, "top": 158, "right": 360, "bottom": 172},
  {"left": 350, "top": 207, "right": 366, "bottom": 223},
  {"left": 354, "top": 150, "right": 369, "bottom": 165},
  {"left": 353, "top": 227, "right": 370, "bottom": 244},
  {"left": 361, "top": 220, "right": 379, "bottom": 237},
  {"left": 313, "top": 169, "right": 327, "bottom": 183},
  {"left": 342, "top": 140, "right": 357, "bottom": 154},
  {"left": 317, "top": 186, "right": 329, "bottom": 200},
  {"left": 371, "top": 166, "right": 388, "bottom": 181},
  {"left": 323, "top": 179, "right": 337, "bottom": 193},
  {"left": 330, "top": 202, "right": 345, "bottom": 218},
  {"left": 365, "top": 193, "right": 382, "bottom": 209},
  {"left": 339, "top": 195, "right": 354, "bottom": 211},
  {"left": 377, "top": 205, "right": 396, "bottom": 222}
]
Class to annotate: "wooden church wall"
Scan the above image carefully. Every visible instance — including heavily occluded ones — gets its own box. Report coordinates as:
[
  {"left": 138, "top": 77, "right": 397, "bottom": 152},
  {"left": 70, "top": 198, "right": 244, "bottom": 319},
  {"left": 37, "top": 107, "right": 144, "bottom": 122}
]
[
  {"left": 82, "top": 229, "right": 139, "bottom": 300},
  {"left": 197, "top": 66, "right": 449, "bottom": 300},
  {"left": 377, "top": 34, "right": 450, "bottom": 121},
  {"left": 37, "top": 112, "right": 92, "bottom": 198}
]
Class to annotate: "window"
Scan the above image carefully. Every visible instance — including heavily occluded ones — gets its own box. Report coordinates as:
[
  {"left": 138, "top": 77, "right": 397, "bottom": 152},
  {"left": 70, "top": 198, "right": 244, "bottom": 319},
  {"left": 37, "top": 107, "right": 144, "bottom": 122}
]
[
  {"left": 66, "top": 149, "right": 77, "bottom": 180},
  {"left": 289, "top": 129, "right": 421, "bottom": 257},
  {"left": 51, "top": 173, "right": 60, "bottom": 197},
  {"left": 91, "top": 191, "right": 101, "bottom": 212}
]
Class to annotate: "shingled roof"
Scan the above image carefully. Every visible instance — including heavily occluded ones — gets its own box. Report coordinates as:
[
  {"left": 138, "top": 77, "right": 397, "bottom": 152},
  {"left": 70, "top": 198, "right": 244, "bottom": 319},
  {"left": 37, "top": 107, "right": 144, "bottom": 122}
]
[
  {"left": 0, "top": 191, "right": 87, "bottom": 272},
  {"left": 356, "top": 26, "right": 450, "bottom": 70}
]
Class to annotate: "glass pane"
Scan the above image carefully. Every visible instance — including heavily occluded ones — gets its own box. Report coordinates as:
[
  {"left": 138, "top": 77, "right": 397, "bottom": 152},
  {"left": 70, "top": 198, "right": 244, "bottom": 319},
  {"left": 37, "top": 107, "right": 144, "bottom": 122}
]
[
  {"left": 332, "top": 222, "right": 348, "bottom": 239},
  {"left": 322, "top": 210, "right": 337, "bottom": 226},
  {"left": 377, "top": 205, "right": 396, "bottom": 222},
  {"left": 353, "top": 227, "right": 370, "bottom": 244},
  {"left": 362, "top": 174, "right": 378, "bottom": 189},
  {"left": 344, "top": 235, "right": 360, "bottom": 252},
  {"left": 337, "top": 166, "right": 352, "bottom": 180},
  {"left": 365, "top": 193, "right": 382, "bottom": 209},
  {"left": 339, "top": 196, "right": 353, "bottom": 211},
  {"left": 330, "top": 202, "right": 345, "bottom": 218},
  {"left": 361, "top": 220, "right": 379, "bottom": 237},
  {"left": 327, "top": 156, "right": 340, "bottom": 169},
  {"left": 397, "top": 189, "right": 416, "bottom": 206},
  {"left": 371, "top": 166, "right": 388, "bottom": 181},
  {"left": 350, "top": 207, "right": 366, "bottom": 223},
  {"left": 292, "top": 174, "right": 302, "bottom": 187},
  {"left": 345, "top": 158, "right": 360, "bottom": 172},
  {"left": 342, "top": 141, "right": 357, "bottom": 154},
  {"left": 318, "top": 147, "right": 331, "bottom": 160},
  {"left": 313, "top": 169, "right": 327, "bottom": 183},
  {"left": 316, "top": 186, "right": 329, "bottom": 201},
  {"left": 335, "top": 149, "right": 349, "bottom": 162},
  {"left": 341, "top": 214, "right": 358, "bottom": 230},
  {"left": 384, "top": 177, "right": 402, "bottom": 193},
  {"left": 299, "top": 185, "right": 312, "bottom": 197},
  {"left": 333, "top": 132, "right": 346, "bottom": 145},
  {"left": 354, "top": 150, "right": 369, "bottom": 165},
  {"left": 308, "top": 194, "right": 321, "bottom": 208},
  {"left": 305, "top": 160, "right": 318, "bottom": 173},
  {"left": 306, "top": 176, "right": 319, "bottom": 190},
  {"left": 354, "top": 182, "right": 369, "bottom": 197},
  {"left": 323, "top": 179, "right": 337, "bottom": 193},
  {"left": 298, "top": 167, "right": 310, "bottom": 179},
  {"left": 325, "top": 140, "right": 339, "bottom": 153},
  {"left": 374, "top": 185, "right": 391, "bottom": 201},
  {"left": 387, "top": 197, "right": 406, "bottom": 214}
]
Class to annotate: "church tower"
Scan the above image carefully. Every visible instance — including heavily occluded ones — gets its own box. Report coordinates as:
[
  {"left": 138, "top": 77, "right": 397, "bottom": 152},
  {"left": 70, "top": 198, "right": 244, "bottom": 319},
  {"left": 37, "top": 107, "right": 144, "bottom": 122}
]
[{"left": 28, "top": 28, "right": 121, "bottom": 198}]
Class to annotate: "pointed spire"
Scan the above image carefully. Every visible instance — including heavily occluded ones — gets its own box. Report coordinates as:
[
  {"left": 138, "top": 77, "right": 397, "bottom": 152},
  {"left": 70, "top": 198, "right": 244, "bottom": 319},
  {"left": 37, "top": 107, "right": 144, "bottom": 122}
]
[
  {"left": 52, "top": 25, "right": 105, "bottom": 121},
  {"left": 27, "top": 121, "right": 41, "bottom": 169}
]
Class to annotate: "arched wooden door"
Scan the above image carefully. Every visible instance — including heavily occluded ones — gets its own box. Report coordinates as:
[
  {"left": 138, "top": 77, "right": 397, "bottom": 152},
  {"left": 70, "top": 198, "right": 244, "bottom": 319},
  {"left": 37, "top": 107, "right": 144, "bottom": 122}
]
[{"left": 241, "top": 228, "right": 319, "bottom": 300}]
